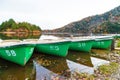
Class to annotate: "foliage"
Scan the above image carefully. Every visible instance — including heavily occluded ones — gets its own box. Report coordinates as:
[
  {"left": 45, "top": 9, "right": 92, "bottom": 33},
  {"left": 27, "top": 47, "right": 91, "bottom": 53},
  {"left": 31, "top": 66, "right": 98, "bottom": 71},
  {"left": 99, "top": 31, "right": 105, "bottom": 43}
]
[
  {"left": 98, "top": 62, "right": 119, "bottom": 75},
  {"left": 0, "top": 19, "right": 16, "bottom": 31},
  {"left": 117, "top": 40, "right": 120, "bottom": 47},
  {"left": 94, "top": 21, "right": 120, "bottom": 34},
  {"left": 0, "top": 19, "right": 41, "bottom": 32},
  {"left": 50, "top": 6, "right": 120, "bottom": 34}
]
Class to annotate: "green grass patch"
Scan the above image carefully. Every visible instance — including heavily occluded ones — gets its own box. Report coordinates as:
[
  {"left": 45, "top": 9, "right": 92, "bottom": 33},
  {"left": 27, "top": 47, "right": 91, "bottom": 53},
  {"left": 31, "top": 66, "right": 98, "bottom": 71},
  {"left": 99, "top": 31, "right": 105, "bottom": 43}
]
[
  {"left": 98, "top": 62, "right": 119, "bottom": 75},
  {"left": 117, "top": 41, "right": 120, "bottom": 47}
]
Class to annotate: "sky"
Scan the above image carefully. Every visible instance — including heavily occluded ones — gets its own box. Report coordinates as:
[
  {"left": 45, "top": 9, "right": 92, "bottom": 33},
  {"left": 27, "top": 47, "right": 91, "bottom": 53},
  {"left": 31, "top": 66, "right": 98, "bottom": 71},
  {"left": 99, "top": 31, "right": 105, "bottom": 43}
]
[{"left": 0, "top": 0, "right": 120, "bottom": 30}]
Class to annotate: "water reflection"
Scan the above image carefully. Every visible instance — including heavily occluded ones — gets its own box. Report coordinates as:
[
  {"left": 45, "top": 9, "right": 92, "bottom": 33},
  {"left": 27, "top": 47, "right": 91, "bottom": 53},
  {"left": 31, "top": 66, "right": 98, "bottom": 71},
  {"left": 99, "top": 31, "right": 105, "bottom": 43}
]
[
  {"left": 33, "top": 53, "right": 70, "bottom": 78},
  {"left": 67, "top": 51, "right": 93, "bottom": 67},
  {"left": 90, "top": 49, "right": 110, "bottom": 69},
  {"left": 91, "top": 57, "right": 109, "bottom": 68},
  {"left": 33, "top": 61, "right": 56, "bottom": 80},
  {"left": 66, "top": 60, "right": 94, "bottom": 74},
  {"left": 0, "top": 34, "right": 114, "bottom": 79},
  {"left": 0, "top": 58, "right": 36, "bottom": 80},
  {"left": 0, "top": 32, "right": 41, "bottom": 40},
  {"left": 40, "top": 35, "right": 60, "bottom": 40},
  {"left": 91, "top": 49, "right": 110, "bottom": 60},
  {"left": 66, "top": 51, "right": 94, "bottom": 74}
]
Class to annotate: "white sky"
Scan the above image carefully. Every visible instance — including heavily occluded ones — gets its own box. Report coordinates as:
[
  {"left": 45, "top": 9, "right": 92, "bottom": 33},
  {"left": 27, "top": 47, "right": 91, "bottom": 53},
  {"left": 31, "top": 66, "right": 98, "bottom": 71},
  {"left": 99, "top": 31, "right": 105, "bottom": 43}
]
[{"left": 0, "top": 0, "right": 120, "bottom": 30}]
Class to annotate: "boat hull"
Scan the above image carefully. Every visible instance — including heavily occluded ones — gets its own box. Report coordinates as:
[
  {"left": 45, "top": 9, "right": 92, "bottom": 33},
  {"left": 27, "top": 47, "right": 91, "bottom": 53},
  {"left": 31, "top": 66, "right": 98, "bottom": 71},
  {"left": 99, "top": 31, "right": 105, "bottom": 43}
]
[
  {"left": 92, "top": 38, "right": 112, "bottom": 49},
  {"left": 69, "top": 40, "right": 94, "bottom": 52},
  {"left": 35, "top": 41, "right": 70, "bottom": 57},
  {"left": 0, "top": 44, "right": 35, "bottom": 66}
]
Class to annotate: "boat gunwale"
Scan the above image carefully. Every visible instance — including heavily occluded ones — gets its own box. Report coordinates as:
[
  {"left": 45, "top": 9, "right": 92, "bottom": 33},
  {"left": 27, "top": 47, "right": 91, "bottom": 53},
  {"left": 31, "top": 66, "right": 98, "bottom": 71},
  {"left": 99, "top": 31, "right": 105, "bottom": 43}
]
[
  {"left": 0, "top": 43, "right": 36, "bottom": 49},
  {"left": 36, "top": 40, "right": 71, "bottom": 44},
  {"left": 94, "top": 38, "right": 113, "bottom": 41},
  {"left": 23, "top": 38, "right": 71, "bottom": 44},
  {"left": 71, "top": 39, "right": 94, "bottom": 42}
]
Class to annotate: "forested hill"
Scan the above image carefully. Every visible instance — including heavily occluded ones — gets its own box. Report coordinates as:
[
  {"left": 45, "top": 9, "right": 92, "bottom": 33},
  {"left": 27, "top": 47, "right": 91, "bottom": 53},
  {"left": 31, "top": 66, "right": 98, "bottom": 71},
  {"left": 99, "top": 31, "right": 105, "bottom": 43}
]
[
  {"left": 51, "top": 5, "right": 120, "bottom": 34},
  {"left": 0, "top": 19, "right": 41, "bottom": 33}
]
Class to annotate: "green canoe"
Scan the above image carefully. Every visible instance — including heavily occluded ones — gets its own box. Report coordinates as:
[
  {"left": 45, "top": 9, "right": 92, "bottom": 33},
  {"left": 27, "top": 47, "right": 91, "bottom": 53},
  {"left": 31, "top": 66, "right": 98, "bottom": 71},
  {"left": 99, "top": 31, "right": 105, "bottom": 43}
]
[
  {"left": 0, "top": 40, "right": 35, "bottom": 66},
  {"left": 35, "top": 39, "right": 70, "bottom": 57},
  {"left": 92, "top": 36, "right": 113, "bottom": 49},
  {"left": 69, "top": 38, "right": 94, "bottom": 52},
  {"left": 114, "top": 34, "right": 120, "bottom": 39}
]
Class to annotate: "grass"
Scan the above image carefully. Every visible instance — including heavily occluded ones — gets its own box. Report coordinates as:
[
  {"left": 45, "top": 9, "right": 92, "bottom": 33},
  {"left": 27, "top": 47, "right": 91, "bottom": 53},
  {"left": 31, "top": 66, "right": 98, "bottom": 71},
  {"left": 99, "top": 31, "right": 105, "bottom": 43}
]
[
  {"left": 98, "top": 62, "right": 119, "bottom": 75},
  {"left": 117, "top": 39, "right": 120, "bottom": 47}
]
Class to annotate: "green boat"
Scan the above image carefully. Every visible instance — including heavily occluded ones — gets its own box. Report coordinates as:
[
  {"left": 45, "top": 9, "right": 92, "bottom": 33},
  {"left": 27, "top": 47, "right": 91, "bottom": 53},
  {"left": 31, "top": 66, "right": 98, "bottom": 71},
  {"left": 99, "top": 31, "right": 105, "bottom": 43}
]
[
  {"left": 0, "top": 40, "right": 35, "bottom": 66},
  {"left": 92, "top": 36, "right": 113, "bottom": 49},
  {"left": 114, "top": 34, "right": 120, "bottom": 39},
  {"left": 35, "top": 39, "right": 70, "bottom": 57},
  {"left": 69, "top": 38, "right": 94, "bottom": 52}
]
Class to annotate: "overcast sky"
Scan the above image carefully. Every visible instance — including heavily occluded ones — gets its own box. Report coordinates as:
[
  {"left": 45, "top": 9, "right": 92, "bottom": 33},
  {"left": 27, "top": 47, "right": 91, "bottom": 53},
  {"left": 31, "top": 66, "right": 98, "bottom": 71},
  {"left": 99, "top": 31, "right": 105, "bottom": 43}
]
[{"left": 0, "top": 0, "right": 120, "bottom": 30}]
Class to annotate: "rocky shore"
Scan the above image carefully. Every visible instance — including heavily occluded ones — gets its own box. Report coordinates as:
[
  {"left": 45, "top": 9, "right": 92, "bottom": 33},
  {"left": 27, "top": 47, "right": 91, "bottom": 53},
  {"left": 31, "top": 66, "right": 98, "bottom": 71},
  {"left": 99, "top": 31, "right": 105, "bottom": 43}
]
[{"left": 50, "top": 50, "right": 120, "bottom": 80}]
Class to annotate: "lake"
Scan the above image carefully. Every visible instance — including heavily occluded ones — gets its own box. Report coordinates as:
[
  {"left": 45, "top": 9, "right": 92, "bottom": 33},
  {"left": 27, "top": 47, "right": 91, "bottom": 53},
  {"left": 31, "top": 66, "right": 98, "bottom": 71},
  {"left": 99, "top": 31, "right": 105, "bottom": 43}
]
[{"left": 0, "top": 34, "right": 112, "bottom": 80}]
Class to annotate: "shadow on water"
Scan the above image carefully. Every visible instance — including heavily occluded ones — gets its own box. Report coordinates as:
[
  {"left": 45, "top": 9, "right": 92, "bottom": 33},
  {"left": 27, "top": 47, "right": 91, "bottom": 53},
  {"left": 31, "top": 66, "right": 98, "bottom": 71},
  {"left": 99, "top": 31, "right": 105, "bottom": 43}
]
[
  {"left": 32, "top": 49, "right": 110, "bottom": 79},
  {"left": 67, "top": 51, "right": 93, "bottom": 67},
  {"left": 0, "top": 58, "right": 36, "bottom": 80},
  {"left": 90, "top": 49, "right": 110, "bottom": 68},
  {"left": 33, "top": 53, "right": 71, "bottom": 79},
  {"left": 33, "top": 61, "right": 56, "bottom": 80},
  {"left": 66, "top": 51, "right": 94, "bottom": 74},
  {"left": 91, "top": 49, "right": 110, "bottom": 60},
  {"left": 32, "top": 51, "right": 95, "bottom": 79}
]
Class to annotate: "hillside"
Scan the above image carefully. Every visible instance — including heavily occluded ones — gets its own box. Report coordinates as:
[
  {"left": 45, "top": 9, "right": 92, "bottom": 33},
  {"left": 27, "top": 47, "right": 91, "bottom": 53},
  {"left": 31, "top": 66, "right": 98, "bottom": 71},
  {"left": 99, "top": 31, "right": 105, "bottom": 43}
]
[
  {"left": 50, "top": 5, "right": 120, "bottom": 34},
  {"left": 0, "top": 19, "right": 41, "bottom": 33}
]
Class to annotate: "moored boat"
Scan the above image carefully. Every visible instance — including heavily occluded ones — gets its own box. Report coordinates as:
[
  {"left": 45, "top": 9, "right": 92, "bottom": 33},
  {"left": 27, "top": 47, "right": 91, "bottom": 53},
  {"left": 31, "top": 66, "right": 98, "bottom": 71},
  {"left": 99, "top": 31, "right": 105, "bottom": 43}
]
[
  {"left": 114, "top": 34, "right": 120, "bottom": 39},
  {"left": 92, "top": 36, "right": 113, "bottom": 49},
  {"left": 0, "top": 40, "right": 36, "bottom": 66},
  {"left": 69, "top": 37, "right": 94, "bottom": 52},
  {"left": 35, "top": 39, "right": 71, "bottom": 57}
]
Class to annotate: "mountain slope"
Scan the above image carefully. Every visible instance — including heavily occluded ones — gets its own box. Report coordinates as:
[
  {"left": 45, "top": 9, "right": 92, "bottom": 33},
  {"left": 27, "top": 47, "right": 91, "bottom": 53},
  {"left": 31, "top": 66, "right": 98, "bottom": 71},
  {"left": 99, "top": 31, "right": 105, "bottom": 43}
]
[{"left": 52, "top": 5, "right": 120, "bottom": 34}]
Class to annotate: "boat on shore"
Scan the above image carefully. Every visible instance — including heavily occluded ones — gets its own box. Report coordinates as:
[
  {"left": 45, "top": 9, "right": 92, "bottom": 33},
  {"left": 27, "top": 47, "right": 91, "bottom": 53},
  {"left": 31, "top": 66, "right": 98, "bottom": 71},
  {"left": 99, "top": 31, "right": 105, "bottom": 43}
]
[
  {"left": 69, "top": 37, "right": 94, "bottom": 52},
  {"left": 0, "top": 40, "right": 35, "bottom": 66},
  {"left": 34, "top": 39, "right": 70, "bottom": 57},
  {"left": 92, "top": 36, "right": 113, "bottom": 49},
  {"left": 24, "top": 38, "right": 71, "bottom": 57}
]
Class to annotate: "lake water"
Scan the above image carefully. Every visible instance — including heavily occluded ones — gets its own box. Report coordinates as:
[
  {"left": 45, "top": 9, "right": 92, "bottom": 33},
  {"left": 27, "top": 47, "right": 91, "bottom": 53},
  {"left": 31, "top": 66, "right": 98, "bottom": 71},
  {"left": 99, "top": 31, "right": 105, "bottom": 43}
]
[{"left": 0, "top": 34, "right": 111, "bottom": 80}]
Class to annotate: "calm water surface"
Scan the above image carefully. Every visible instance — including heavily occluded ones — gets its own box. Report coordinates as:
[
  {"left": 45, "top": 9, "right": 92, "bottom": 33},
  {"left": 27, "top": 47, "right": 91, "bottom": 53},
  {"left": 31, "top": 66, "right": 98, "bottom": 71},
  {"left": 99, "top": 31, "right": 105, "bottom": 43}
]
[{"left": 0, "top": 34, "right": 111, "bottom": 80}]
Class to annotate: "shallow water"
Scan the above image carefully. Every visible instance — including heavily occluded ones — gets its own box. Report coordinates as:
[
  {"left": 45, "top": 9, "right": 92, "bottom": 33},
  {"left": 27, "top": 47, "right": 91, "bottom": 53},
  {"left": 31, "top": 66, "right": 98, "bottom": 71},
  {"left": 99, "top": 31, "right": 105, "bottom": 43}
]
[
  {"left": 0, "top": 58, "right": 35, "bottom": 80},
  {"left": 0, "top": 34, "right": 112, "bottom": 80},
  {"left": 0, "top": 49, "right": 111, "bottom": 80}
]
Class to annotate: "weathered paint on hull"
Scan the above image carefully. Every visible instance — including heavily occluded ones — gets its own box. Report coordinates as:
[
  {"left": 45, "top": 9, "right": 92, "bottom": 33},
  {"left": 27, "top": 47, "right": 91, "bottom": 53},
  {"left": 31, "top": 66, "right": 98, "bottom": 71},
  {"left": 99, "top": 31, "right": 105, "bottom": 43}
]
[
  {"left": 69, "top": 40, "right": 94, "bottom": 52},
  {"left": 35, "top": 41, "right": 70, "bottom": 57},
  {"left": 0, "top": 44, "right": 35, "bottom": 66}
]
